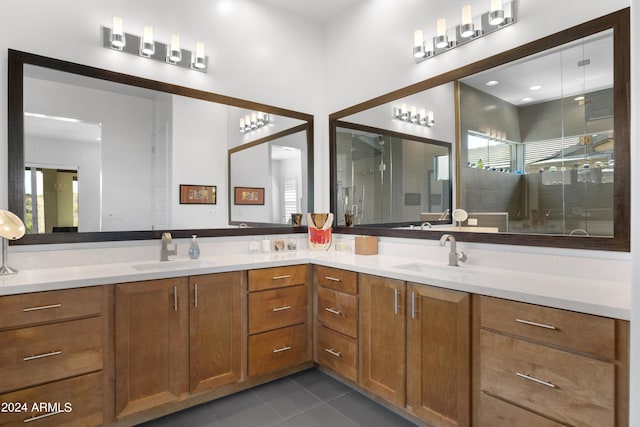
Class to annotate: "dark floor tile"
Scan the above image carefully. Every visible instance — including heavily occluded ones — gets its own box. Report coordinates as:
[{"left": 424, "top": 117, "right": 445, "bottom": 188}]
[
  {"left": 253, "top": 377, "right": 322, "bottom": 418},
  {"left": 206, "top": 391, "right": 284, "bottom": 427},
  {"left": 328, "top": 391, "right": 418, "bottom": 427},
  {"left": 155, "top": 402, "right": 219, "bottom": 427},
  {"left": 286, "top": 403, "right": 358, "bottom": 427},
  {"left": 289, "top": 369, "right": 352, "bottom": 402}
]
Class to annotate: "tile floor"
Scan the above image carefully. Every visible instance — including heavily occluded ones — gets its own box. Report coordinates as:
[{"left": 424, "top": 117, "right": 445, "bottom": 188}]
[{"left": 137, "top": 368, "right": 418, "bottom": 427}]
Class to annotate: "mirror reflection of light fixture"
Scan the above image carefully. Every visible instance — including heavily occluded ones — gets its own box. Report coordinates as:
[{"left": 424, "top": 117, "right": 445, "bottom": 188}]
[
  {"left": 239, "top": 111, "right": 270, "bottom": 133},
  {"left": 394, "top": 105, "right": 434, "bottom": 127},
  {"left": 110, "top": 17, "right": 125, "bottom": 49},
  {"left": 413, "top": 0, "right": 517, "bottom": 63},
  {"left": 140, "top": 25, "right": 155, "bottom": 57},
  {"left": 0, "top": 210, "right": 26, "bottom": 275},
  {"left": 103, "top": 19, "right": 208, "bottom": 73}
]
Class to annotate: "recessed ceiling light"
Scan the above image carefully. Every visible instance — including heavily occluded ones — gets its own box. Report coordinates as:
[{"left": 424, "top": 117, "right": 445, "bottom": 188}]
[
  {"left": 574, "top": 96, "right": 585, "bottom": 101},
  {"left": 529, "top": 85, "right": 542, "bottom": 91},
  {"left": 486, "top": 80, "right": 499, "bottom": 86},
  {"left": 521, "top": 97, "right": 533, "bottom": 103}
]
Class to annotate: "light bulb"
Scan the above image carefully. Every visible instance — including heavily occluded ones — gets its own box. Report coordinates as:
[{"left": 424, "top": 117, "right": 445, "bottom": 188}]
[
  {"left": 111, "top": 17, "right": 125, "bottom": 48},
  {"left": 140, "top": 25, "right": 154, "bottom": 56},
  {"left": 461, "top": 5, "right": 475, "bottom": 38}
]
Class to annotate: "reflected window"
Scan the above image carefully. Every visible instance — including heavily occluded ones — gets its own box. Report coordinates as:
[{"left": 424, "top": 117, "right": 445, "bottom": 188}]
[{"left": 24, "top": 167, "right": 78, "bottom": 233}]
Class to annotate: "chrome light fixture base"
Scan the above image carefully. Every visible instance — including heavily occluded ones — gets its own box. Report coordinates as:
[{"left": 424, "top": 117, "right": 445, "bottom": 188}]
[
  {"left": 415, "top": 0, "right": 517, "bottom": 64},
  {"left": 103, "top": 27, "right": 208, "bottom": 73}
]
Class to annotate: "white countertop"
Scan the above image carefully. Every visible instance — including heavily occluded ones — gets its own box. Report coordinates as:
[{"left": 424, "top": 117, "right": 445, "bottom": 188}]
[{"left": 0, "top": 250, "right": 630, "bottom": 320}]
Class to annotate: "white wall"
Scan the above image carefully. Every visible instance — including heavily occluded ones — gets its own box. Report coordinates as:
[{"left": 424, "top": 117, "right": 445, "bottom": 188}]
[{"left": 0, "top": 0, "right": 326, "bottom": 211}]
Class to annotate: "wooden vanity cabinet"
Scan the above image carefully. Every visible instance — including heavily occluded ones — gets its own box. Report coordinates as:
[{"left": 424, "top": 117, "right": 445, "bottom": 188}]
[
  {"left": 314, "top": 266, "right": 358, "bottom": 382},
  {"left": 188, "top": 272, "right": 244, "bottom": 394},
  {"left": 115, "top": 272, "right": 245, "bottom": 419},
  {"left": 247, "top": 265, "right": 311, "bottom": 377},
  {"left": 406, "top": 283, "right": 470, "bottom": 427},
  {"left": 476, "top": 295, "right": 629, "bottom": 427},
  {"left": 114, "top": 278, "right": 189, "bottom": 419},
  {"left": 358, "top": 274, "right": 407, "bottom": 407},
  {"left": 0, "top": 286, "right": 107, "bottom": 426}
]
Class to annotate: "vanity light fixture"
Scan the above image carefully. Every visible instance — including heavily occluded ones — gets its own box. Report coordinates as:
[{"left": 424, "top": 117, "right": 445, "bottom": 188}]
[
  {"left": 140, "top": 25, "right": 154, "bottom": 57},
  {"left": 239, "top": 112, "right": 270, "bottom": 133},
  {"left": 102, "top": 18, "right": 208, "bottom": 73},
  {"left": 110, "top": 17, "right": 126, "bottom": 49},
  {"left": 394, "top": 105, "right": 434, "bottom": 127},
  {"left": 413, "top": 0, "right": 517, "bottom": 63}
]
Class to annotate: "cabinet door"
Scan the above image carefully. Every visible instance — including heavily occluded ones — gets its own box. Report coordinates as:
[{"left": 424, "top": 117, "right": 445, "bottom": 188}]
[
  {"left": 189, "top": 272, "right": 244, "bottom": 394},
  {"left": 406, "top": 283, "right": 470, "bottom": 427},
  {"left": 359, "top": 274, "right": 406, "bottom": 407},
  {"left": 115, "top": 278, "right": 189, "bottom": 418}
]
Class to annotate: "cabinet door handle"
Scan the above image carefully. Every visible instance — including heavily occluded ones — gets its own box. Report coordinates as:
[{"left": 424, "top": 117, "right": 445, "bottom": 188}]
[
  {"left": 411, "top": 292, "right": 416, "bottom": 319},
  {"left": 324, "top": 307, "right": 342, "bottom": 316},
  {"left": 272, "top": 275, "right": 291, "bottom": 280},
  {"left": 394, "top": 288, "right": 400, "bottom": 314},
  {"left": 194, "top": 284, "right": 198, "bottom": 308},
  {"left": 24, "top": 411, "right": 64, "bottom": 423},
  {"left": 173, "top": 286, "right": 178, "bottom": 312},
  {"left": 325, "top": 276, "right": 342, "bottom": 282},
  {"left": 22, "top": 303, "right": 62, "bottom": 312},
  {"left": 272, "top": 346, "right": 292, "bottom": 353},
  {"left": 325, "top": 348, "right": 342, "bottom": 357},
  {"left": 516, "top": 318, "right": 557, "bottom": 330},
  {"left": 516, "top": 372, "right": 556, "bottom": 388},
  {"left": 272, "top": 305, "right": 292, "bottom": 312},
  {"left": 23, "top": 350, "right": 62, "bottom": 361}
]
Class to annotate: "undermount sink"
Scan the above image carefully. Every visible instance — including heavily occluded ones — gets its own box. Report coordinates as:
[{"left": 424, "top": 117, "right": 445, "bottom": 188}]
[
  {"left": 131, "top": 259, "right": 212, "bottom": 272},
  {"left": 391, "top": 262, "right": 468, "bottom": 281}
]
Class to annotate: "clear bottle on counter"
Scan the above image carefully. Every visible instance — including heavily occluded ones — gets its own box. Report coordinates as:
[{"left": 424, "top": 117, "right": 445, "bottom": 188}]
[{"left": 188, "top": 235, "right": 200, "bottom": 259}]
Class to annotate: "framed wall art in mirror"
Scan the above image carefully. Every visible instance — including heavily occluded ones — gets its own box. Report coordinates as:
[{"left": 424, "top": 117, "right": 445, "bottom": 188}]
[
  {"left": 329, "top": 9, "right": 629, "bottom": 251},
  {"left": 8, "top": 50, "right": 314, "bottom": 244}
]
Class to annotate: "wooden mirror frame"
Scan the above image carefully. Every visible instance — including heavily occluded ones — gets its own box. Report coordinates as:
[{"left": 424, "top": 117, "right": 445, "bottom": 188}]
[
  {"left": 8, "top": 50, "right": 314, "bottom": 245},
  {"left": 329, "top": 9, "right": 630, "bottom": 251}
]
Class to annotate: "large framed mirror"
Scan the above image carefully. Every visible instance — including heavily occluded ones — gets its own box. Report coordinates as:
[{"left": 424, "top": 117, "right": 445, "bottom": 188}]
[
  {"left": 8, "top": 50, "right": 314, "bottom": 244},
  {"left": 330, "top": 9, "right": 629, "bottom": 251}
]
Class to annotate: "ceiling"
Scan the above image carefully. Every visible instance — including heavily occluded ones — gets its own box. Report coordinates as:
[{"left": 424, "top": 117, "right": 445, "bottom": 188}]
[{"left": 261, "top": 0, "right": 365, "bottom": 24}]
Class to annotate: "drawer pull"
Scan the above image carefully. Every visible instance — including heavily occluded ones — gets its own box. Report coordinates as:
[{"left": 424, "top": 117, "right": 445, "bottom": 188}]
[
  {"left": 24, "top": 410, "right": 64, "bottom": 423},
  {"left": 194, "top": 284, "right": 199, "bottom": 308},
  {"left": 394, "top": 288, "right": 400, "bottom": 314},
  {"left": 273, "top": 346, "right": 292, "bottom": 353},
  {"left": 272, "top": 305, "right": 292, "bottom": 312},
  {"left": 23, "top": 350, "right": 62, "bottom": 361},
  {"left": 325, "top": 348, "right": 342, "bottom": 358},
  {"left": 22, "top": 303, "right": 62, "bottom": 312},
  {"left": 516, "top": 372, "right": 556, "bottom": 388},
  {"left": 324, "top": 307, "right": 342, "bottom": 316},
  {"left": 272, "top": 275, "right": 292, "bottom": 280},
  {"left": 516, "top": 318, "right": 557, "bottom": 330},
  {"left": 173, "top": 286, "right": 178, "bottom": 312},
  {"left": 325, "top": 276, "right": 342, "bottom": 282}
]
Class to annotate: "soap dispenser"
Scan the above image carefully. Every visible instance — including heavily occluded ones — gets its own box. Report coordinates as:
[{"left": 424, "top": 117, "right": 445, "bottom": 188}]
[{"left": 189, "top": 235, "right": 200, "bottom": 259}]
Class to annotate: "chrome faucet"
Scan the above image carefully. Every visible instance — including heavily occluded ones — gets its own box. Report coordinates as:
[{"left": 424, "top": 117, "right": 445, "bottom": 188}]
[
  {"left": 421, "top": 221, "right": 433, "bottom": 230},
  {"left": 160, "top": 232, "right": 177, "bottom": 261},
  {"left": 439, "top": 234, "right": 467, "bottom": 267}
]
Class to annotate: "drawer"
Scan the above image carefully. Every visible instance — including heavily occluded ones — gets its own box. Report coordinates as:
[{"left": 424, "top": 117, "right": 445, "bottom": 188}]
[
  {"left": 0, "top": 286, "right": 103, "bottom": 331},
  {"left": 479, "top": 296, "right": 615, "bottom": 359},
  {"left": 0, "top": 316, "right": 103, "bottom": 394},
  {"left": 315, "top": 266, "right": 357, "bottom": 294},
  {"left": 248, "top": 324, "right": 309, "bottom": 377},
  {"left": 316, "top": 326, "right": 357, "bottom": 382},
  {"left": 248, "top": 285, "right": 307, "bottom": 334},
  {"left": 478, "top": 392, "right": 564, "bottom": 427},
  {"left": 0, "top": 371, "right": 103, "bottom": 427},
  {"left": 317, "top": 287, "right": 358, "bottom": 338},
  {"left": 248, "top": 265, "right": 307, "bottom": 292},
  {"left": 480, "top": 330, "right": 615, "bottom": 427}
]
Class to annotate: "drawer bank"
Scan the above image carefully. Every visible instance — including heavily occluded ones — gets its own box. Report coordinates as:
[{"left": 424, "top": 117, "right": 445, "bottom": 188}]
[{"left": 0, "top": 255, "right": 629, "bottom": 427}]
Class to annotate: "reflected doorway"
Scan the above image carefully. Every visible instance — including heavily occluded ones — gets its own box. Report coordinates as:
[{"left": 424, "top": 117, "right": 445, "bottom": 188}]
[{"left": 24, "top": 167, "right": 78, "bottom": 233}]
